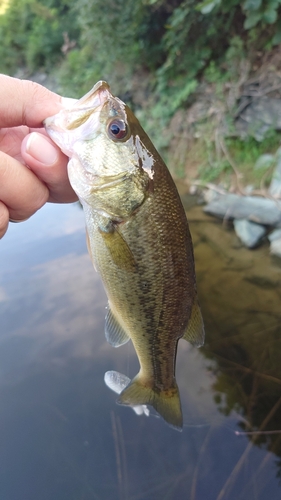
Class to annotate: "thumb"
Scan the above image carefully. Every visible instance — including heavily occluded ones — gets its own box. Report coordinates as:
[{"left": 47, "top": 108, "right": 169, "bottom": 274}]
[{"left": 21, "top": 132, "right": 78, "bottom": 203}]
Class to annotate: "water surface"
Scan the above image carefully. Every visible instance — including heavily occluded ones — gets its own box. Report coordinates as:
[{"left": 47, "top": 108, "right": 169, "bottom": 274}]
[{"left": 1, "top": 194, "right": 281, "bottom": 500}]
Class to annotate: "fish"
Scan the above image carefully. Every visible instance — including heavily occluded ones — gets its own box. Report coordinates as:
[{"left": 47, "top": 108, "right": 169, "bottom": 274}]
[{"left": 44, "top": 81, "right": 204, "bottom": 430}]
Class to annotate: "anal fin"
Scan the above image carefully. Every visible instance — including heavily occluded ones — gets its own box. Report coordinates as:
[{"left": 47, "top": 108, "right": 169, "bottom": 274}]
[
  {"left": 182, "top": 300, "right": 205, "bottom": 347},
  {"left": 105, "top": 306, "right": 130, "bottom": 347}
]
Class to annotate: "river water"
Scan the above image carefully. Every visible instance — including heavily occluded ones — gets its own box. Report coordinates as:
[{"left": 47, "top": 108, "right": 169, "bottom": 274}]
[{"left": 1, "top": 188, "right": 281, "bottom": 500}]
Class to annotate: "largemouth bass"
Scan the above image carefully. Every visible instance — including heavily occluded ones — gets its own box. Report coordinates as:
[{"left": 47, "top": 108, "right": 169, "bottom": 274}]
[{"left": 44, "top": 81, "right": 204, "bottom": 430}]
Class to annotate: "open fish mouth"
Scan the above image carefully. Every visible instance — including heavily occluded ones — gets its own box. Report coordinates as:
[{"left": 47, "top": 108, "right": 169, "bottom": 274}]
[{"left": 44, "top": 81, "right": 111, "bottom": 157}]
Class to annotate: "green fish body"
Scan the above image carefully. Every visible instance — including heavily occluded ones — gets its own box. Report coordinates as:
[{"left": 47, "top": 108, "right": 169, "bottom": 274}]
[{"left": 44, "top": 81, "right": 204, "bottom": 430}]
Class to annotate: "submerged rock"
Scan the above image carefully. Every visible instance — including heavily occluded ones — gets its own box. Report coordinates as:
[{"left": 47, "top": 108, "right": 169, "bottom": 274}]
[
  {"left": 233, "top": 219, "right": 266, "bottom": 248},
  {"left": 204, "top": 193, "right": 281, "bottom": 226}
]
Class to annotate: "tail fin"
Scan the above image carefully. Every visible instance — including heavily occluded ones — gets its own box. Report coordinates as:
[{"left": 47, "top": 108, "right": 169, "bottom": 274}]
[{"left": 117, "top": 375, "right": 183, "bottom": 431}]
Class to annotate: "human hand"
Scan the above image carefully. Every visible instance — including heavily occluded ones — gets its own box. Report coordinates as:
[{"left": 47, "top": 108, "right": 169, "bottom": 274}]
[{"left": 0, "top": 74, "right": 77, "bottom": 239}]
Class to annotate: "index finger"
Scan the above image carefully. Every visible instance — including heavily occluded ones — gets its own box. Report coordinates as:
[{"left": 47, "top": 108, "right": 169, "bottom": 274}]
[{"left": 0, "top": 74, "right": 63, "bottom": 128}]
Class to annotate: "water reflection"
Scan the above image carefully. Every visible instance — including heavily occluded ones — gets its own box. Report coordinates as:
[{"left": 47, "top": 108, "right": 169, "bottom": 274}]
[{"left": 0, "top": 197, "right": 281, "bottom": 499}]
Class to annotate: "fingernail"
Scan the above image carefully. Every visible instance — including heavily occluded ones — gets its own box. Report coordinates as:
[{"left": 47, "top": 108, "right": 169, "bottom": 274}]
[{"left": 26, "top": 132, "right": 58, "bottom": 165}]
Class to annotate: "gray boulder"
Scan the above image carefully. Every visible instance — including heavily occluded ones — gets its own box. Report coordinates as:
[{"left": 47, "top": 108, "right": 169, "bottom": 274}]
[
  {"left": 233, "top": 219, "right": 266, "bottom": 248},
  {"left": 204, "top": 193, "right": 281, "bottom": 226},
  {"left": 235, "top": 97, "right": 281, "bottom": 141},
  {"left": 268, "top": 229, "right": 281, "bottom": 258}
]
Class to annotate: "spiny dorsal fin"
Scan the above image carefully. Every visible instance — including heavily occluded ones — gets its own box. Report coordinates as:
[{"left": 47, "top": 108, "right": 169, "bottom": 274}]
[
  {"left": 98, "top": 225, "right": 136, "bottom": 272},
  {"left": 105, "top": 306, "right": 130, "bottom": 347},
  {"left": 182, "top": 300, "right": 205, "bottom": 347}
]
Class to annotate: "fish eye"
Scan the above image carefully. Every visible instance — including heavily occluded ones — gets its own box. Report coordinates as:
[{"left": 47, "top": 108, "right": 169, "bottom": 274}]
[{"left": 107, "top": 119, "right": 129, "bottom": 141}]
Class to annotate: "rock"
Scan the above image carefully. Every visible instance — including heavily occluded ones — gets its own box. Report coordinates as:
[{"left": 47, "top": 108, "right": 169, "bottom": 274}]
[
  {"left": 202, "top": 189, "right": 220, "bottom": 203},
  {"left": 204, "top": 193, "right": 281, "bottom": 226},
  {"left": 233, "top": 219, "right": 266, "bottom": 248},
  {"left": 235, "top": 97, "right": 281, "bottom": 141},
  {"left": 270, "top": 240, "right": 281, "bottom": 257},
  {"left": 269, "top": 147, "right": 281, "bottom": 198},
  {"left": 254, "top": 154, "right": 275, "bottom": 170},
  {"left": 268, "top": 228, "right": 281, "bottom": 242},
  {"left": 268, "top": 229, "right": 281, "bottom": 257}
]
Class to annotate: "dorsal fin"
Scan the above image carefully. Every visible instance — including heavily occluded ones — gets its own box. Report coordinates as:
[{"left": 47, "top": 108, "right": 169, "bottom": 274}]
[
  {"left": 105, "top": 306, "right": 130, "bottom": 347},
  {"left": 182, "top": 300, "right": 205, "bottom": 347}
]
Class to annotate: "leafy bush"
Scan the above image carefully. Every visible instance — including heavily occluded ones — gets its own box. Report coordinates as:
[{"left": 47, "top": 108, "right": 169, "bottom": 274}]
[
  {"left": 0, "top": 0, "right": 79, "bottom": 74},
  {"left": 1, "top": 0, "right": 281, "bottom": 184},
  {"left": 2, "top": 0, "right": 281, "bottom": 101},
  {"left": 57, "top": 0, "right": 281, "bottom": 115}
]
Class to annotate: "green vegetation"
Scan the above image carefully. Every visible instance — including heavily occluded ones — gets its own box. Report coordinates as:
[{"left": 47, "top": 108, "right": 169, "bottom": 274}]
[
  {"left": 195, "top": 131, "right": 281, "bottom": 188},
  {"left": 0, "top": 0, "right": 79, "bottom": 73},
  {"left": 1, "top": 0, "right": 281, "bottom": 186}
]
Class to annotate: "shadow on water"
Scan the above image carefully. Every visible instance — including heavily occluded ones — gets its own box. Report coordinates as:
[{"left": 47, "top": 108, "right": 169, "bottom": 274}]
[{"left": 1, "top": 193, "right": 281, "bottom": 500}]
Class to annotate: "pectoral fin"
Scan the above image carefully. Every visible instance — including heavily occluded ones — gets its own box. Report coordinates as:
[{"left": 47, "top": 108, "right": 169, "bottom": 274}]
[
  {"left": 105, "top": 306, "right": 130, "bottom": 347},
  {"left": 85, "top": 228, "right": 97, "bottom": 271},
  {"left": 182, "top": 300, "right": 205, "bottom": 347},
  {"left": 99, "top": 225, "right": 136, "bottom": 272}
]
